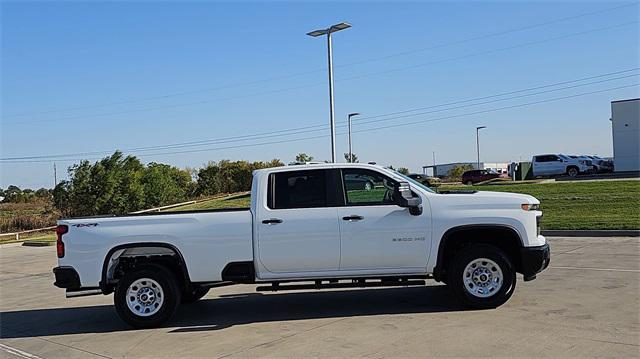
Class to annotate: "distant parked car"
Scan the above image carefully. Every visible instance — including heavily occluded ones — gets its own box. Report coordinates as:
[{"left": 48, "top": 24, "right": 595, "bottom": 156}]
[
  {"left": 569, "top": 155, "right": 595, "bottom": 172},
  {"left": 407, "top": 173, "right": 441, "bottom": 187},
  {"left": 532, "top": 154, "right": 591, "bottom": 177},
  {"left": 344, "top": 173, "right": 376, "bottom": 191},
  {"left": 461, "top": 169, "right": 500, "bottom": 185},
  {"left": 586, "top": 156, "right": 614, "bottom": 173}
]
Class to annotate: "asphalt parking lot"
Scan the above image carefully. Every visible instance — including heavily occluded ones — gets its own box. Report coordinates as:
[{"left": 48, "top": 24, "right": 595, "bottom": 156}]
[{"left": 1, "top": 237, "right": 638, "bottom": 358}]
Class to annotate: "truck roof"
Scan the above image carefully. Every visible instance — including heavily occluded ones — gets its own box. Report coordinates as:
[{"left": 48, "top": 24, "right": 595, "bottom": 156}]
[{"left": 253, "top": 162, "right": 388, "bottom": 175}]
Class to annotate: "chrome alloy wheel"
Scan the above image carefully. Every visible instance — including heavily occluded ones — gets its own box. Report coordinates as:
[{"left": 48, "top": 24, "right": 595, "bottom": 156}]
[
  {"left": 463, "top": 258, "right": 503, "bottom": 298},
  {"left": 126, "top": 278, "right": 164, "bottom": 317}
]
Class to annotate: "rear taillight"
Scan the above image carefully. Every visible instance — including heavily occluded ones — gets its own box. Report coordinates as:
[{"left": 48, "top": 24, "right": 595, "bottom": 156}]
[{"left": 56, "top": 225, "right": 68, "bottom": 258}]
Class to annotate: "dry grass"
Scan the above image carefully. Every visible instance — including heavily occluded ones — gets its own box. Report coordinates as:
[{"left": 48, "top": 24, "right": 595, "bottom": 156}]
[{"left": 0, "top": 199, "right": 60, "bottom": 233}]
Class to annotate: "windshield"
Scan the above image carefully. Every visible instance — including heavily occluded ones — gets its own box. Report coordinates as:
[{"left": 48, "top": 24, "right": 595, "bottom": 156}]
[{"left": 393, "top": 171, "right": 436, "bottom": 193}]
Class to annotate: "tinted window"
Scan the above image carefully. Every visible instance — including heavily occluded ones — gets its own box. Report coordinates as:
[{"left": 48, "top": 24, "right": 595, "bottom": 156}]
[
  {"left": 268, "top": 170, "right": 327, "bottom": 209},
  {"left": 535, "top": 155, "right": 555, "bottom": 162},
  {"left": 342, "top": 169, "right": 397, "bottom": 206}
]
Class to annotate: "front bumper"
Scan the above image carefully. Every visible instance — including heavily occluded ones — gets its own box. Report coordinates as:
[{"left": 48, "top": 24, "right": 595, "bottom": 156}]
[
  {"left": 520, "top": 243, "right": 550, "bottom": 281},
  {"left": 53, "top": 266, "right": 81, "bottom": 289}
]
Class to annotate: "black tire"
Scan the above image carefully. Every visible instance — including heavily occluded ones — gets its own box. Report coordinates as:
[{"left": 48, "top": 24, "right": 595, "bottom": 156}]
[
  {"left": 182, "top": 286, "right": 210, "bottom": 304},
  {"left": 465, "top": 181, "right": 473, "bottom": 186},
  {"left": 447, "top": 244, "right": 516, "bottom": 309},
  {"left": 114, "top": 264, "right": 181, "bottom": 328},
  {"left": 566, "top": 166, "right": 579, "bottom": 177}
]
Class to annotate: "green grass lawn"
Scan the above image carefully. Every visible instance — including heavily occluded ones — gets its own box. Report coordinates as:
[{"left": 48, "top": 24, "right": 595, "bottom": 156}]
[
  {"left": 0, "top": 232, "right": 56, "bottom": 244},
  {"left": 440, "top": 180, "right": 640, "bottom": 230},
  {"left": 167, "top": 193, "right": 251, "bottom": 211},
  {"left": 167, "top": 180, "right": 640, "bottom": 230}
]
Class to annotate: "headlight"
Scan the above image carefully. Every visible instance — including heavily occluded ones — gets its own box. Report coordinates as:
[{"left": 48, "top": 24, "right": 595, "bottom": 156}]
[{"left": 521, "top": 203, "right": 541, "bottom": 211}]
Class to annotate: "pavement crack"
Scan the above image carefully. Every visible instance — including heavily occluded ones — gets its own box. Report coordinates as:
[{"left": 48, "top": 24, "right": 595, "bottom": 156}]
[
  {"left": 553, "top": 245, "right": 589, "bottom": 255},
  {"left": 36, "top": 337, "right": 113, "bottom": 359},
  {"left": 216, "top": 317, "right": 348, "bottom": 359}
]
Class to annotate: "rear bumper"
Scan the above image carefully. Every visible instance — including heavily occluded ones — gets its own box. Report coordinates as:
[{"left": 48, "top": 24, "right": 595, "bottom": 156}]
[
  {"left": 520, "top": 244, "right": 550, "bottom": 281},
  {"left": 53, "top": 266, "right": 81, "bottom": 289}
]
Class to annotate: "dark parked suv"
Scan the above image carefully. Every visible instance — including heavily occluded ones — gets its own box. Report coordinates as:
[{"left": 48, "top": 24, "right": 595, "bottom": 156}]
[{"left": 461, "top": 169, "right": 499, "bottom": 185}]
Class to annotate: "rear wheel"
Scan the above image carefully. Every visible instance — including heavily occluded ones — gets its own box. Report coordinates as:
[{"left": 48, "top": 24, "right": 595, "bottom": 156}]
[
  {"left": 114, "top": 265, "right": 181, "bottom": 328},
  {"left": 182, "top": 286, "right": 210, "bottom": 304},
  {"left": 448, "top": 244, "right": 516, "bottom": 309}
]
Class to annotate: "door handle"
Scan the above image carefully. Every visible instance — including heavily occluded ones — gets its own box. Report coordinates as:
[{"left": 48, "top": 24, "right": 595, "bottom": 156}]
[
  {"left": 262, "top": 218, "right": 283, "bottom": 225},
  {"left": 342, "top": 215, "right": 364, "bottom": 221}
]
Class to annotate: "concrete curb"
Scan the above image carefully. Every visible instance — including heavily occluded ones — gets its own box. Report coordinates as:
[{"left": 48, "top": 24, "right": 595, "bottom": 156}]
[
  {"left": 541, "top": 230, "right": 640, "bottom": 237},
  {"left": 21, "top": 240, "right": 56, "bottom": 247}
]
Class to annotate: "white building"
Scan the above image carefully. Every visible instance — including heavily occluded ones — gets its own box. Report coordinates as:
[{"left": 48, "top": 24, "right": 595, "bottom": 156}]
[{"left": 611, "top": 98, "right": 640, "bottom": 172}]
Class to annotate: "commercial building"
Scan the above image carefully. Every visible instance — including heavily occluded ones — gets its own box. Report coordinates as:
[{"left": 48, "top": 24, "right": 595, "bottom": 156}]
[{"left": 611, "top": 98, "right": 639, "bottom": 172}]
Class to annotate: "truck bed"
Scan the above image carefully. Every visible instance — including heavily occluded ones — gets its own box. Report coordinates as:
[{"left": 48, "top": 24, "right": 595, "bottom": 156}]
[{"left": 58, "top": 208, "right": 254, "bottom": 286}]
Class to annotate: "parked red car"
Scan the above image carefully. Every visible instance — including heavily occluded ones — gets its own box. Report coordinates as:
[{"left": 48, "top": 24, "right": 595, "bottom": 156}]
[{"left": 461, "top": 169, "right": 500, "bottom": 185}]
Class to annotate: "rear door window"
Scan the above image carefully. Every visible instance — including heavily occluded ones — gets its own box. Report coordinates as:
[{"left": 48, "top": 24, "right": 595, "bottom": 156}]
[{"left": 268, "top": 170, "right": 328, "bottom": 209}]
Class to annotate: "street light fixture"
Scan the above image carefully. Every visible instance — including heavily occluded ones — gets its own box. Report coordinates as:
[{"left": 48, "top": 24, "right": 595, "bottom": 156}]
[
  {"left": 476, "top": 126, "right": 487, "bottom": 170},
  {"left": 307, "top": 22, "right": 352, "bottom": 163},
  {"left": 347, "top": 112, "right": 360, "bottom": 162}
]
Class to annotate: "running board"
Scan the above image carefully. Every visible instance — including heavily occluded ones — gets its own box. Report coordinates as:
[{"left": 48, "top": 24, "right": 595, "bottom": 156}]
[
  {"left": 66, "top": 288, "right": 102, "bottom": 298},
  {"left": 256, "top": 279, "right": 426, "bottom": 292}
]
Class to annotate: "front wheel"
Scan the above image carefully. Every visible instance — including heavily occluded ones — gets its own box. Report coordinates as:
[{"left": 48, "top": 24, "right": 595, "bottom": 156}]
[
  {"left": 114, "top": 265, "right": 181, "bottom": 328},
  {"left": 566, "top": 166, "right": 579, "bottom": 177},
  {"left": 448, "top": 244, "right": 516, "bottom": 309}
]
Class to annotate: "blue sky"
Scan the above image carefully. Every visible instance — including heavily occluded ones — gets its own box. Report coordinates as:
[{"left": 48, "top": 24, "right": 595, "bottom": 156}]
[{"left": 1, "top": 1, "right": 639, "bottom": 188}]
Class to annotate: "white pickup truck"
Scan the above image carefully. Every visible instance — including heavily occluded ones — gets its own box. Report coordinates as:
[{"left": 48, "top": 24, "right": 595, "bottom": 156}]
[{"left": 53, "top": 163, "right": 550, "bottom": 328}]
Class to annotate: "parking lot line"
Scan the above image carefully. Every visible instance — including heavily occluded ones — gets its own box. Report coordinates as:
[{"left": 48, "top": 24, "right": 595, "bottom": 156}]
[
  {"left": 550, "top": 266, "right": 640, "bottom": 273},
  {"left": 0, "top": 343, "right": 44, "bottom": 359}
]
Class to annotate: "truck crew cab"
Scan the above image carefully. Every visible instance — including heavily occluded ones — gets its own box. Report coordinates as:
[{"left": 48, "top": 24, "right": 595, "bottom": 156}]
[{"left": 53, "top": 163, "right": 550, "bottom": 328}]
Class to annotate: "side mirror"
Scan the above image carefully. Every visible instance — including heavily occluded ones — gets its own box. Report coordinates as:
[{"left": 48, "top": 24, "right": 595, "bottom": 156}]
[{"left": 394, "top": 182, "right": 423, "bottom": 216}]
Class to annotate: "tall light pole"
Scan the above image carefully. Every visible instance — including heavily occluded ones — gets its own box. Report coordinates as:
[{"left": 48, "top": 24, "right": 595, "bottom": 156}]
[
  {"left": 476, "top": 126, "right": 487, "bottom": 170},
  {"left": 307, "top": 22, "right": 352, "bottom": 163},
  {"left": 347, "top": 112, "right": 360, "bottom": 162}
]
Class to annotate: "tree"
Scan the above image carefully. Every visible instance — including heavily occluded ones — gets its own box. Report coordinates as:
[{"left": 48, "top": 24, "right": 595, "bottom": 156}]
[
  {"left": 397, "top": 167, "right": 410, "bottom": 175},
  {"left": 196, "top": 162, "right": 220, "bottom": 196},
  {"left": 446, "top": 164, "right": 474, "bottom": 182},
  {"left": 53, "top": 151, "right": 149, "bottom": 216},
  {"left": 35, "top": 188, "right": 51, "bottom": 198},
  {"left": 3, "top": 185, "right": 22, "bottom": 202},
  {"left": 195, "top": 159, "right": 284, "bottom": 197},
  {"left": 53, "top": 181, "right": 72, "bottom": 216},
  {"left": 141, "top": 163, "right": 192, "bottom": 208},
  {"left": 295, "top": 153, "right": 314, "bottom": 163},
  {"left": 344, "top": 153, "right": 359, "bottom": 163}
]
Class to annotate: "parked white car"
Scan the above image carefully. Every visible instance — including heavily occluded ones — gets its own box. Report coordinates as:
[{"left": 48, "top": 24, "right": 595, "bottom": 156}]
[
  {"left": 585, "top": 155, "right": 614, "bottom": 173},
  {"left": 532, "top": 154, "right": 591, "bottom": 177},
  {"left": 53, "top": 163, "right": 550, "bottom": 328}
]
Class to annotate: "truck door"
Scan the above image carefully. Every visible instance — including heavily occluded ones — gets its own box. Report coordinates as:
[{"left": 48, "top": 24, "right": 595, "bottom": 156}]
[
  {"left": 548, "top": 155, "right": 564, "bottom": 174},
  {"left": 337, "top": 168, "right": 430, "bottom": 271},
  {"left": 533, "top": 155, "right": 549, "bottom": 176},
  {"left": 256, "top": 169, "right": 341, "bottom": 273}
]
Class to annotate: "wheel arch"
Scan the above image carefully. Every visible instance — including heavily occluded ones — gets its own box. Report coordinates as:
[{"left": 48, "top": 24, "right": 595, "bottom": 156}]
[
  {"left": 100, "top": 242, "right": 192, "bottom": 294},
  {"left": 433, "top": 224, "right": 523, "bottom": 282}
]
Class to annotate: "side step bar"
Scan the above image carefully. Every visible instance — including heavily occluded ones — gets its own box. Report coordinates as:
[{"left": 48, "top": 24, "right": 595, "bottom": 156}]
[
  {"left": 256, "top": 279, "right": 426, "bottom": 292},
  {"left": 66, "top": 288, "right": 102, "bottom": 298}
]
